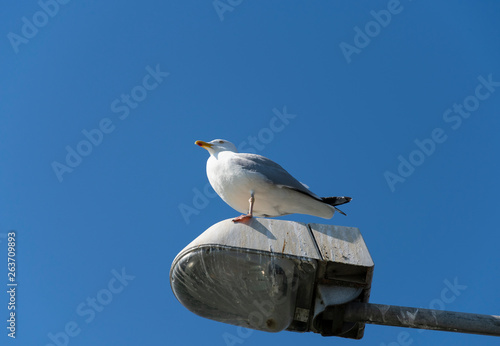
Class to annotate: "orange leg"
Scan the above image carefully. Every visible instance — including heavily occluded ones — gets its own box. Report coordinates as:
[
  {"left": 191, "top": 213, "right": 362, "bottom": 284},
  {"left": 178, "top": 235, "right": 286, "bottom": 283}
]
[{"left": 232, "top": 194, "right": 255, "bottom": 223}]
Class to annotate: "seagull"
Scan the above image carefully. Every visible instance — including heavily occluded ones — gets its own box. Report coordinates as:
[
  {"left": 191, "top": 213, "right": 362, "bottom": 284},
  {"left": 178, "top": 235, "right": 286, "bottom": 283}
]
[{"left": 195, "top": 139, "right": 352, "bottom": 222}]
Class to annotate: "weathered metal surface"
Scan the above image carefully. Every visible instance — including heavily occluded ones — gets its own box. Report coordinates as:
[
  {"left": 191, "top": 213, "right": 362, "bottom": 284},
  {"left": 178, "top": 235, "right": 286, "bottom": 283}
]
[
  {"left": 344, "top": 302, "right": 500, "bottom": 337},
  {"left": 176, "top": 218, "right": 322, "bottom": 261},
  {"left": 308, "top": 223, "right": 374, "bottom": 267}
]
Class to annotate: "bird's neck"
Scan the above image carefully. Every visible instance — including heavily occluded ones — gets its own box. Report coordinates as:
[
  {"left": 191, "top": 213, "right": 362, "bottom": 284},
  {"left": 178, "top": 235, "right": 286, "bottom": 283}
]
[{"left": 211, "top": 151, "right": 235, "bottom": 160}]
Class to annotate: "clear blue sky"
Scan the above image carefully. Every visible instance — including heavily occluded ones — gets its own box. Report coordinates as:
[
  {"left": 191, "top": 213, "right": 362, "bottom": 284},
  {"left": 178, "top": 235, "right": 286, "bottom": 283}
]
[{"left": 1, "top": 1, "right": 500, "bottom": 345}]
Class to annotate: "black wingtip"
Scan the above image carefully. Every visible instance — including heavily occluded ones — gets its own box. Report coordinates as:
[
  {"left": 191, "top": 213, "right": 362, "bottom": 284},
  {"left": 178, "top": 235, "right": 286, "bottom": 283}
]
[{"left": 322, "top": 196, "right": 352, "bottom": 206}]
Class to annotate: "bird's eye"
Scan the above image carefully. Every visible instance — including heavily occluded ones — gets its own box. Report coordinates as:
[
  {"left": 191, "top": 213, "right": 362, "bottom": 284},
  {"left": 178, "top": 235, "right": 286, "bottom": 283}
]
[{"left": 218, "top": 140, "right": 224, "bottom": 144}]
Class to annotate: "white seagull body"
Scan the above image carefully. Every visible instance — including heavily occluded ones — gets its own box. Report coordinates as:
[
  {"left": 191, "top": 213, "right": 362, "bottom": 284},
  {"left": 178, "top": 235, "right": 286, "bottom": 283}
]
[{"left": 195, "top": 139, "right": 351, "bottom": 222}]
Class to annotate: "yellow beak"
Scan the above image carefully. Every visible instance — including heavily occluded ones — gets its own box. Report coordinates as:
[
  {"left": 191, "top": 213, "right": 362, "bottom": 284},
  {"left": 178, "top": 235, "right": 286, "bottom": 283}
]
[{"left": 195, "top": 140, "right": 213, "bottom": 149}]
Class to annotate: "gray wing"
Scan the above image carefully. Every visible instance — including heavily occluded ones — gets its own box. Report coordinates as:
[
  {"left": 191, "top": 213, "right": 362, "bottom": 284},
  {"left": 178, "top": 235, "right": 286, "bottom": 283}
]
[{"left": 232, "top": 153, "right": 321, "bottom": 200}]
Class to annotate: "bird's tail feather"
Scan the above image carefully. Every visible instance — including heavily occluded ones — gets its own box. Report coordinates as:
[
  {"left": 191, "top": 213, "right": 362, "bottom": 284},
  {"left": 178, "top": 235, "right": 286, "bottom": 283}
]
[
  {"left": 334, "top": 207, "right": 347, "bottom": 216},
  {"left": 321, "top": 196, "right": 352, "bottom": 216}
]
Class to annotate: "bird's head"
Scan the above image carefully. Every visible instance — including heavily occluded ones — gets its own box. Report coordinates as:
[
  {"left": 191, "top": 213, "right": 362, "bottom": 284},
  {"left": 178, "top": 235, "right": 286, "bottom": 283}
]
[{"left": 195, "top": 139, "right": 238, "bottom": 156}]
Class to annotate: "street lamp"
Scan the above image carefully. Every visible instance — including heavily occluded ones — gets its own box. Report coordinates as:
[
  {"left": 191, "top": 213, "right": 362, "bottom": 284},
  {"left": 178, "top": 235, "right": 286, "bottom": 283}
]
[
  {"left": 170, "top": 218, "right": 500, "bottom": 338},
  {"left": 171, "top": 218, "right": 373, "bottom": 338}
]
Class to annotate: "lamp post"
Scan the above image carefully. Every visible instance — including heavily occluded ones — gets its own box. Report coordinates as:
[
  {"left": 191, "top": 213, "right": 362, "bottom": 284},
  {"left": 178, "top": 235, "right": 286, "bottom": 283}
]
[{"left": 170, "top": 218, "right": 500, "bottom": 338}]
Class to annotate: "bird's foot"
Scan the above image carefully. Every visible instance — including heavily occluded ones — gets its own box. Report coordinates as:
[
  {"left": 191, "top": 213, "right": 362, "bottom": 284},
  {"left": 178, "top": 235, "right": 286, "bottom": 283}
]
[{"left": 232, "top": 214, "right": 253, "bottom": 223}]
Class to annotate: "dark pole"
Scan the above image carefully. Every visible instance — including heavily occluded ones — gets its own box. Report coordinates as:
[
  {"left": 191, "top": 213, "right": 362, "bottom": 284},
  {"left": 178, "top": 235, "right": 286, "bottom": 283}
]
[{"left": 344, "top": 302, "right": 500, "bottom": 337}]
